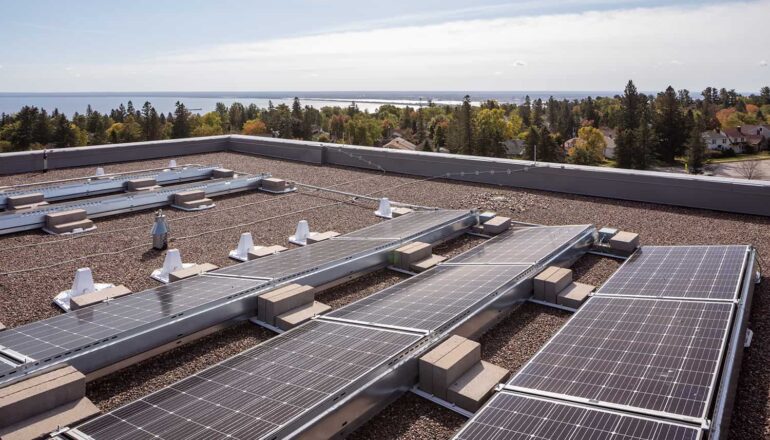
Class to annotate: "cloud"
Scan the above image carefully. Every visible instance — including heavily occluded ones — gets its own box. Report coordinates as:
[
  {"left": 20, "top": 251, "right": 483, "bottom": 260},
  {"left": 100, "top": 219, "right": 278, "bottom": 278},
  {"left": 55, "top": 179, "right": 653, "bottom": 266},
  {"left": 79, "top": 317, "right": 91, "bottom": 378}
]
[
  {"left": 670, "top": 59, "right": 683, "bottom": 65},
  {"left": 7, "top": 0, "right": 770, "bottom": 92},
  {"left": 761, "top": 60, "right": 768, "bottom": 67}
]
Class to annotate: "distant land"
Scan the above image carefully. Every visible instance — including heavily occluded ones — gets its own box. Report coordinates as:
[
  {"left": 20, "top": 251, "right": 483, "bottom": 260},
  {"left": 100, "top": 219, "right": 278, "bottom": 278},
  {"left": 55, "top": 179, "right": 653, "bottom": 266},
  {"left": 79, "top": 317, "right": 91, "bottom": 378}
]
[{"left": 0, "top": 91, "right": 622, "bottom": 116}]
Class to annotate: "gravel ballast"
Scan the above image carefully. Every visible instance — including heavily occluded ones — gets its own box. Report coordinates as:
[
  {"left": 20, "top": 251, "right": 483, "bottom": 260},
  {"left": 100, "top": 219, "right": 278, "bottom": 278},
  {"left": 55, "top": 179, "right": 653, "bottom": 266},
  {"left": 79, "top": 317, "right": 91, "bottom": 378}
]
[{"left": 1, "top": 151, "right": 768, "bottom": 440}]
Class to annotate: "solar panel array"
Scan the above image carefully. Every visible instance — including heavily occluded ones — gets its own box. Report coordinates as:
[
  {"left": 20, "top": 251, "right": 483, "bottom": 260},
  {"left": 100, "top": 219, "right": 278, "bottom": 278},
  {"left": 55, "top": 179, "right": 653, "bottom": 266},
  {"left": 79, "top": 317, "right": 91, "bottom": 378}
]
[
  {"left": 340, "top": 209, "right": 471, "bottom": 240},
  {"left": 76, "top": 320, "right": 421, "bottom": 440},
  {"left": 71, "top": 222, "right": 597, "bottom": 439},
  {"left": 213, "top": 237, "right": 394, "bottom": 281},
  {"left": 448, "top": 225, "right": 593, "bottom": 265},
  {"left": 450, "top": 242, "right": 752, "bottom": 440},
  {"left": 597, "top": 245, "right": 748, "bottom": 301},
  {"left": 0, "top": 276, "right": 263, "bottom": 377},
  {"left": 455, "top": 392, "right": 702, "bottom": 440},
  {"left": 507, "top": 296, "right": 733, "bottom": 420},
  {"left": 327, "top": 264, "right": 530, "bottom": 331}
]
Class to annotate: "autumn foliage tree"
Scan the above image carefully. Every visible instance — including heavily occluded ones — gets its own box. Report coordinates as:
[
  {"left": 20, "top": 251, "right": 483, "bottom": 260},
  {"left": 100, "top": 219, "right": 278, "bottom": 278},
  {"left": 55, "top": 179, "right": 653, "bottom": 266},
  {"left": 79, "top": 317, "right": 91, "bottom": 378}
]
[
  {"left": 568, "top": 126, "right": 606, "bottom": 165},
  {"left": 241, "top": 118, "right": 268, "bottom": 136}
]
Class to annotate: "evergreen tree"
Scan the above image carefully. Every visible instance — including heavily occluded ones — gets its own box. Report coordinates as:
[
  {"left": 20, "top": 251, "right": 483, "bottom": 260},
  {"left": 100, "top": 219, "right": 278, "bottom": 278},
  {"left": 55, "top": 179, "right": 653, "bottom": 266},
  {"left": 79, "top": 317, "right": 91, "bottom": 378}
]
[
  {"left": 518, "top": 95, "right": 531, "bottom": 126},
  {"left": 653, "top": 86, "right": 687, "bottom": 163},
  {"left": 460, "top": 95, "right": 473, "bottom": 155},
  {"left": 761, "top": 86, "right": 770, "bottom": 105},
  {"left": 52, "top": 114, "right": 77, "bottom": 148},
  {"left": 686, "top": 119, "right": 707, "bottom": 174},
  {"left": 171, "top": 102, "right": 191, "bottom": 139},
  {"left": 291, "top": 97, "right": 304, "bottom": 138},
  {"left": 531, "top": 98, "right": 544, "bottom": 127},
  {"left": 615, "top": 80, "right": 646, "bottom": 169}
]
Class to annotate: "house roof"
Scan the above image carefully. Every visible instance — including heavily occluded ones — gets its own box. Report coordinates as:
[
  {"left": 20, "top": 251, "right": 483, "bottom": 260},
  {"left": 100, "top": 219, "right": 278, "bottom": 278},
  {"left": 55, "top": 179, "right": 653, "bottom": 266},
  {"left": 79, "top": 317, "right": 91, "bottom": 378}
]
[
  {"left": 702, "top": 130, "right": 728, "bottom": 140},
  {"left": 382, "top": 136, "right": 418, "bottom": 151}
]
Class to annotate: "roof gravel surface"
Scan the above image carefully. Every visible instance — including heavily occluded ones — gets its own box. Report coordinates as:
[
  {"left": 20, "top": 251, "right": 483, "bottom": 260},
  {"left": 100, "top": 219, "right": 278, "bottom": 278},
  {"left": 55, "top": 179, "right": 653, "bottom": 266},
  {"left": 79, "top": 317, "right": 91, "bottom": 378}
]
[{"left": 1, "top": 151, "right": 768, "bottom": 440}]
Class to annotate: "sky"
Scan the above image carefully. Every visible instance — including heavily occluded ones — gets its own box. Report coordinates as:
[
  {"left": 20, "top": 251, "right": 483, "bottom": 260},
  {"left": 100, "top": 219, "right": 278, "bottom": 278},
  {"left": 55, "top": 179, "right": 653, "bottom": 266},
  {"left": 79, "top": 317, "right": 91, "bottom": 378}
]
[{"left": 0, "top": 0, "right": 768, "bottom": 93}]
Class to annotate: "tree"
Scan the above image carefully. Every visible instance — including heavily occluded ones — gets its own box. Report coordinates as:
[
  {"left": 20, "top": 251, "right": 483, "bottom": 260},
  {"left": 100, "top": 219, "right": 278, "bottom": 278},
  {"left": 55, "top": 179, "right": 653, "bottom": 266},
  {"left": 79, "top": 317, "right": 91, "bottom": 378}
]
[
  {"left": 291, "top": 97, "right": 304, "bottom": 138},
  {"left": 192, "top": 112, "right": 224, "bottom": 137},
  {"left": 474, "top": 108, "right": 511, "bottom": 157},
  {"left": 519, "top": 95, "right": 532, "bottom": 126},
  {"left": 447, "top": 96, "right": 474, "bottom": 154},
  {"left": 760, "top": 86, "right": 770, "bottom": 105},
  {"left": 568, "top": 126, "right": 606, "bottom": 165},
  {"left": 685, "top": 123, "right": 707, "bottom": 174},
  {"left": 615, "top": 80, "right": 651, "bottom": 169},
  {"left": 736, "top": 160, "right": 763, "bottom": 180},
  {"left": 653, "top": 86, "right": 687, "bottom": 163},
  {"left": 172, "top": 102, "right": 191, "bottom": 139},
  {"left": 242, "top": 118, "right": 268, "bottom": 136}
]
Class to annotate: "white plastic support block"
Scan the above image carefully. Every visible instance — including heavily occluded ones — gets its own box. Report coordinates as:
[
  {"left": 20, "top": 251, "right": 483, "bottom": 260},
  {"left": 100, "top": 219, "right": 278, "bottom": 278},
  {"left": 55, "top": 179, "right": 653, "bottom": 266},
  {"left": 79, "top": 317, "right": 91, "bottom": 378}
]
[
  {"left": 289, "top": 220, "right": 310, "bottom": 246},
  {"left": 94, "top": 167, "right": 105, "bottom": 177},
  {"left": 53, "top": 267, "right": 114, "bottom": 312},
  {"left": 374, "top": 198, "right": 393, "bottom": 219},
  {"left": 151, "top": 248, "right": 194, "bottom": 283},
  {"left": 229, "top": 232, "right": 254, "bottom": 262},
  {"left": 168, "top": 159, "right": 178, "bottom": 168}
]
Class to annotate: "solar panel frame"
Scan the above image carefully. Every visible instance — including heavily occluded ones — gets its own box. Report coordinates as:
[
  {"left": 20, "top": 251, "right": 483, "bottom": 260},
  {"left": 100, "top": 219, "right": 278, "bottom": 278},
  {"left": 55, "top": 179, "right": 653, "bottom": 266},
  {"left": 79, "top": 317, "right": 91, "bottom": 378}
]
[
  {"left": 337, "top": 209, "right": 473, "bottom": 240},
  {"left": 0, "top": 276, "right": 267, "bottom": 380},
  {"left": 75, "top": 320, "right": 423, "bottom": 440},
  {"left": 325, "top": 264, "right": 531, "bottom": 332},
  {"left": 445, "top": 225, "right": 594, "bottom": 266},
  {"left": 596, "top": 245, "right": 749, "bottom": 302},
  {"left": 453, "top": 391, "right": 703, "bottom": 440},
  {"left": 505, "top": 296, "right": 735, "bottom": 423},
  {"left": 212, "top": 237, "right": 395, "bottom": 281}
]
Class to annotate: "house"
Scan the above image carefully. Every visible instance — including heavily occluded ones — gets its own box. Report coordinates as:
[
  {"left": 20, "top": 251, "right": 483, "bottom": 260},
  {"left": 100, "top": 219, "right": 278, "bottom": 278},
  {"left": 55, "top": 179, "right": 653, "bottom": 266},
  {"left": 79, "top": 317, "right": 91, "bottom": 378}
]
[
  {"left": 599, "top": 127, "right": 617, "bottom": 159},
  {"left": 722, "top": 127, "right": 750, "bottom": 153},
  {"left": 382, "top": 136, "right": 418, "bottom": 151},
  {"left": 561, "top": 127, "right": 616, "bottom": 159},
  {"left": 702, "top": 130, "right": 731, "bottom": 151},
  {"left": 736, "top": 125, "right": 770, "bottom": 150},
  {"left": 501, "top": 139, "right": 526, "bottom": 157}
]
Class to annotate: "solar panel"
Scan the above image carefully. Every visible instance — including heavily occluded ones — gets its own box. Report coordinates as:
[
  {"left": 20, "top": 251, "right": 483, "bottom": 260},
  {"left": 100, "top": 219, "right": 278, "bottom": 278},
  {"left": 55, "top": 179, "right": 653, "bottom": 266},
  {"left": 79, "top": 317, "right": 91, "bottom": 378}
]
[
  {"left": 507, "top": 296, "right": 733, "bottom": 421},
  {"left": 326, "top": 264, "right": 530, "bottom": 331},
  {"left": 455, "top": 392, "right": 702, "bottom": 440},
  {"left": 0, "top": 276, "right": 264, "bottom": 374},
  {"left": 339, "top": 209, "right": 471, "bottom": 240},
  {"left": 597, "top": 245, "right": 748, "bottom": 301},
  {"left": 213, "top": 238, "right": 394, "bottom": 281},
  {"left": 75, "top": 320, "right": 422, "bottom": 440},
  {"left": 448, "top": 225, "right": 593, "bottom": 265}
]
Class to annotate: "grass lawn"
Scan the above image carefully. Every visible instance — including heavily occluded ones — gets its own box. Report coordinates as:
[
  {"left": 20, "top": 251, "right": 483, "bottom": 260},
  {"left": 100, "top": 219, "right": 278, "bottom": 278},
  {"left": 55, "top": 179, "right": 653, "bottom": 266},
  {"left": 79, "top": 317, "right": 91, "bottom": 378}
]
[{"left": 705, "top": 151, "right": 770, "bottom": 164}]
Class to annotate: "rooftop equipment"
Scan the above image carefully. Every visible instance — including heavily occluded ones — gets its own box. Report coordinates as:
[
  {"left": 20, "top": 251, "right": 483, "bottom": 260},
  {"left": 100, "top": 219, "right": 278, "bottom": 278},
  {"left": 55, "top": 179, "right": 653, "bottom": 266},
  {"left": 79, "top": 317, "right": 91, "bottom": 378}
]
[
  {"left": 53, "top": 268, "right": 114, "bottom": 312},
  {"left": 375, "top": 197, "right": 393, "bottom": 218},
  {"left": 229, "top": 232, "right": 255, "bottom": 261},
  {"left": 289, "top": 220, "right": 311, "bottom": 246},
  {"left": 150, "top": 249, "right": 194, "bottom": 283},
  {"left": 150, "top": 209, "right": 169, "bottom": 250}
]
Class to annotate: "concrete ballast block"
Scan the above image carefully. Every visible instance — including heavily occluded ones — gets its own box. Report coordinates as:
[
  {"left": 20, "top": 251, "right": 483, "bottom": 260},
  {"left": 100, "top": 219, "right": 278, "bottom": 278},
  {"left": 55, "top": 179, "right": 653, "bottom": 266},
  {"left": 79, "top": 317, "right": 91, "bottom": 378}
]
[
  {"left": 411, "top": 254, "right": 447, "bottom": 273},
  {"left": 447, "top": 360, "right": 510, "bottom": 412},
  {"left": 275, "top": 301, "right": 332, "bottom": 331},
  {"left": 125, "top": 177, "right": 158, "bottom": 191},
  {"left": 248, "top": 245, "right": 288, "bottom": 260},
  {"left": 393, "top": 242, "right": 432, "bottom": 269},
  {"left": 168, "top": 263, "right": 218, "bottom": 282},
  {"left": 544, "top": 268, "right": 573, "bottom": 303},
  {"left": 0, "top": 366, "right": 85, "bottom": 428},
  {"left": 70, "top": 285, "right": 132, "bottom": 310},
  {"left": 533, "top": 266, "right": 560, "bottom": 301},
  {"left": 391, "top": 207, "right": 414, "bottom": 217},
  {"left": 262, "top": 177, "right": 288, "bottom": 192},
  {"left": 306, "top": 231, "right": 340, "bottom": 244},
  {"left": 482, "top": 216, "right": 511, "bottom": 235},
  {"left": 418, "top": 335, "right": 467, "bottom": 395},
  {"left": 174, "top": 190, "right": 206, "bottom": 204},
  {"left": 609, "top": 231, "right": 640, "bottom": 253},
  {"left": 557, "top": 282, "right": 594, "bottom": 309},
  {"left": 211, "top": 168, "right": 235, "bottom": 179},
  {"left": 432, "top": 339, "right": 481, "bottom": 400},
  {"left": 258, "top": 284, "right": 315, "bottom": 325},
  {"left": 7, "top": 193, "right": 45, "bottom": 210},
  {"left": 45, "top": 209, "right": 93, "bottom": 234}
]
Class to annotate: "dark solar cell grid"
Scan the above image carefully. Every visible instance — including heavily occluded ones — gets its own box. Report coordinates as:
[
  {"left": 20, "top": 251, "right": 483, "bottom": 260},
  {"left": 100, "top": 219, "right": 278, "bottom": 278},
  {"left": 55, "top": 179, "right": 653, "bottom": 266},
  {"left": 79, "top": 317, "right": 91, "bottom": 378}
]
[
  {"left": 508, "top": 296, "right": 733, "bottom": 420},
  {"left": 455, "top": 392, "right": 701, "bottom": 440}
]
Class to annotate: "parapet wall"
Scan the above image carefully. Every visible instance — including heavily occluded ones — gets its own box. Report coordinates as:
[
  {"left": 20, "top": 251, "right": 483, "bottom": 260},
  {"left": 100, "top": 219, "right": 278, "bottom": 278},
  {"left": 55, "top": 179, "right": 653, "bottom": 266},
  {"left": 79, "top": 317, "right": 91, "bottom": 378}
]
[{"left": 2, "top": 135, "right": 769, "bottom": 217}]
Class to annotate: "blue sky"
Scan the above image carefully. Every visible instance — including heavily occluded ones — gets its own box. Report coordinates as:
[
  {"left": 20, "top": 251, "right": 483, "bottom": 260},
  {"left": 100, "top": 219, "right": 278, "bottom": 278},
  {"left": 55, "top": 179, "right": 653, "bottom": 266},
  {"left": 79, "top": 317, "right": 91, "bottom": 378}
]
[{"left": 0, "top": 0, "right": 767, "bottom": 92}]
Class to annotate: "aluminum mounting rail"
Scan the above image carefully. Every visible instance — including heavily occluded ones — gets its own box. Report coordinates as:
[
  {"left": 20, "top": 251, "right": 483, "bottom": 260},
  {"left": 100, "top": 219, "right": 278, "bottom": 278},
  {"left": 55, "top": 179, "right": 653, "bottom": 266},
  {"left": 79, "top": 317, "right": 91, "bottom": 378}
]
[
  {"left": 0, "top": 173, "right": 269, "bottom": 235},
  {"left": 0, "top": 164, "right": 222, "bottom": 209}
]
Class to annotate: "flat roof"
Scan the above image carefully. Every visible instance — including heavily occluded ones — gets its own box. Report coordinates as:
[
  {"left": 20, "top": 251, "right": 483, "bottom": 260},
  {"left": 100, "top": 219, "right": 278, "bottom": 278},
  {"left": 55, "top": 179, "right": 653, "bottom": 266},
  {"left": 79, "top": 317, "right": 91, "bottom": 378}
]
[{"left": 0, "top": 150, "right": 767, "bottom": 440}]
